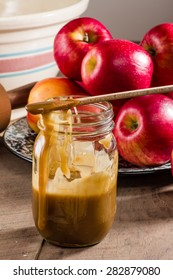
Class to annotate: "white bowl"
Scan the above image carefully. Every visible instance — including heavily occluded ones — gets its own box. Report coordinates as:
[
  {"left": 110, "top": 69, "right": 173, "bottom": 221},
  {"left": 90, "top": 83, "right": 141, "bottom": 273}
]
[{"left": 0, "top": 0, "right": 89, "bottom": 90}]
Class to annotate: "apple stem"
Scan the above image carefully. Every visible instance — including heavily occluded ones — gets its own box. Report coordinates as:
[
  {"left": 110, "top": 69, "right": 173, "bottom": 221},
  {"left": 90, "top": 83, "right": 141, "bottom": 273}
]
[
  {"left": 83, "top": 32, "right": 89, "bottom": 43},
  {"left": 130, "top": 120, "right": 138, "bottom": 131},
  {"left": 147, "top": 47, "right": 156, "bottom": 57}
]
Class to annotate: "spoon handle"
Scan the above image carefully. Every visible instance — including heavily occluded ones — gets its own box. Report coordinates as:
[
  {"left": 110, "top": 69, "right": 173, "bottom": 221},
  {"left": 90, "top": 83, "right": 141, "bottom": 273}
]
[
  {"left": 77, "top": 84, "right": 173, "bottom": 105},
  {"left": 26, "top": 84, "right": 173, "bottom": 115}
]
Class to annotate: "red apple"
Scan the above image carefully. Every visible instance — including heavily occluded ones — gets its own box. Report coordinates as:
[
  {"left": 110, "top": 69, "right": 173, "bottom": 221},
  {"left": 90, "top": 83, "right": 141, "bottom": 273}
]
[
  {"left": 112, "top": 99, "right": 129, "bottom": 118},
  {"left": 140, "top": 23, "right": 173, "bottom": 98},
  {"left": 114, "top": 94, "right": 173, "bottom": 167},
  {"left": 171, "top": 150, "right": 173, "bottom": 175},
  {"left": 81, "top": 39, "right": 153, "bottom": 96},
  {"left": 27, "top": 77, "right": 87, "bottom": 133},
  {"left": 53, "top": 17, "right": 112, "bottom": 81}
]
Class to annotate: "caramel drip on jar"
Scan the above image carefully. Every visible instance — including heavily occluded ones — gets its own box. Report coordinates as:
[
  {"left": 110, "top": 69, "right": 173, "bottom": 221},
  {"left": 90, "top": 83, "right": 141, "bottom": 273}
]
[
  {"left": 37, "top": 132, "right": 50, "bottom": 230},
  {"left": 37, "top": 110, "right": 73, "bottom": 229}
]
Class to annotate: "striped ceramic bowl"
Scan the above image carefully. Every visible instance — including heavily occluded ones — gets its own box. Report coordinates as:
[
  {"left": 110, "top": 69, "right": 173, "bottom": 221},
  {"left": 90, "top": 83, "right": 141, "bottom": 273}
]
[{"left": 0, "top": 0, "right": 89, "bottom": 90}]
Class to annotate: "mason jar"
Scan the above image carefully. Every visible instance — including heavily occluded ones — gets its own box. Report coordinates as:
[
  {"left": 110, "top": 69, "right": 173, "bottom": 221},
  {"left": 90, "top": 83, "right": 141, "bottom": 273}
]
[{"left": 32, "top": 99, "right": 118, "bottom": 247}]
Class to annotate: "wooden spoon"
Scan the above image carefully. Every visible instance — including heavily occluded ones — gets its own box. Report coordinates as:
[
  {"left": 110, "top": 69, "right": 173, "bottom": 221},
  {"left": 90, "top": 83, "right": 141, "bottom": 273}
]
[
  {"left": 0, "top": 82, "right": 35, "bottom": 109},
  {"left": 7, "top": 82, "right": 36, "bottom": 109},
  {"left": 26, "top": 84, "right": 173, "bottom": 115}
]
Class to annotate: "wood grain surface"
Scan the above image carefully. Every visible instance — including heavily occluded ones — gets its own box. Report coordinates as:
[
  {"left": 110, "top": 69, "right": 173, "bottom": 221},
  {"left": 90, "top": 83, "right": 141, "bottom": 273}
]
[{"left": 1, "top": 137, "right": 173, "bottom": 260}]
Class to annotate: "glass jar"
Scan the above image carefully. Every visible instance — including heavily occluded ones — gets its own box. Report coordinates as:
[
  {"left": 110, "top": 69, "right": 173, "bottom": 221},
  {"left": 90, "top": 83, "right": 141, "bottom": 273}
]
[{"left": 32, "top": 99, "right": 118, "bottom": 247}]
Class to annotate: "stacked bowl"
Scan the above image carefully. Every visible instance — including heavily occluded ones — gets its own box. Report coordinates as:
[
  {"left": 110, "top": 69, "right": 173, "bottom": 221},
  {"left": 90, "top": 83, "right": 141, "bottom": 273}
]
[{"left": 0, "top": 0, "right": 89, "bottom": 90}]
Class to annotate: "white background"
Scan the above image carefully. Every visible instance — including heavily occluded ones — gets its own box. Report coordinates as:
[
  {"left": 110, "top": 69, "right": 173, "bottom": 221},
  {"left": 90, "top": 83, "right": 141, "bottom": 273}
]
[
  {"left": 83, "top": 0, "right": 173, "bottom": 41},
  {"left": 1, "top": 260, "right": 173, "bottom": 280}
]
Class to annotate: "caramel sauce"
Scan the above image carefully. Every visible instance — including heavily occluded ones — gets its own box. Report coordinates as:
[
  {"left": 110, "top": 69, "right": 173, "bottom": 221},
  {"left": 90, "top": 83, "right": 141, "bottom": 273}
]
[
  {"left": 37, "top": 133, "right": 49, "bottom": 230},
  {"left": 33, "top": 170, "right": 117, "bottom": 246}
]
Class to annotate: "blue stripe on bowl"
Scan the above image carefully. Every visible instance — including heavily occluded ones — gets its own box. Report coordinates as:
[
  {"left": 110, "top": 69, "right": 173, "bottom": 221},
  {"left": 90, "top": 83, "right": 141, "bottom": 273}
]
[
  {"left": 0, "top": 62, "right": 56, "bottom": 78},
  {"left": 0, "top": 46, "right": 53, "bottom": 58}
]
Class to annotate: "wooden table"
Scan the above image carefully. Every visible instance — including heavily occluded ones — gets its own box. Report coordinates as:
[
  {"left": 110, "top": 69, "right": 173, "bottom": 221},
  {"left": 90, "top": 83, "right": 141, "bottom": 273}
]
[{"left": 1, "top": 135, "right": 173, "bottom": 260}]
